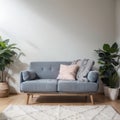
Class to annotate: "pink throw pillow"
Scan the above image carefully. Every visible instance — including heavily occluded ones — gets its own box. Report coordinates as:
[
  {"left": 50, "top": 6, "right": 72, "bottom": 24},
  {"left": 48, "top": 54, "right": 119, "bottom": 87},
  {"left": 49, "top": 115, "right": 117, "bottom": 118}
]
[{"left": 57, "top": 64, "right": 79, "bottom": 80}]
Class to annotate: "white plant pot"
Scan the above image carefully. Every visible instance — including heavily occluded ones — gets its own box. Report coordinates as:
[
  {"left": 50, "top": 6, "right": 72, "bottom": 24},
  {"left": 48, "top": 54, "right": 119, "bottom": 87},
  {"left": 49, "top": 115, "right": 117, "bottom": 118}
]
[
  {"left": 108, "top": 88, "right": 119, "bottom": 100},
  {"left": 103, "top": 85, "right": 109, "bottom": 97}
]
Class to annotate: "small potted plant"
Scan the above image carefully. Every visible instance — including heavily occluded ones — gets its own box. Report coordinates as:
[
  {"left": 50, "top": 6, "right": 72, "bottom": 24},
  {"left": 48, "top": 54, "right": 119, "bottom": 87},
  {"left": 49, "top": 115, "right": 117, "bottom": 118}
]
[
  {"left": 0, "top": 36, "right": 22, "bottom": 97},
  {"left": 95, "top": 42, "right": 120, "bottom": 100}
]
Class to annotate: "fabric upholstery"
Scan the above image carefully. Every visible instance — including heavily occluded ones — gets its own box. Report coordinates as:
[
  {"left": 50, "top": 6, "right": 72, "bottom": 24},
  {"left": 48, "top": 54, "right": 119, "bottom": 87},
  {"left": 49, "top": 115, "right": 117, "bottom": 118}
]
[
  {"left": 20, "top": 61, "right": 99, "bottom": 94},
  {"left": 58, "top": 80, "right": 98, "bottom": 93},
  {"left": 29, "top": 62, "right": 71, "bottom": 79},
  {"left": 57, "top": 64, "right": 79, "bottom": 80},
  {"left": 76, "top": 59, "right": 94, "bottom": 81},
  {"left": 72, "top": 59, "right": 81, "bottom": 65},
  {"left": 20, "top": 79, "right": 57, "bottom": 92},
  {"left": 22, "top": 71, "right": 38, "bottom": 81},
  {"left": 87, "top": 71, "right": 99, "bottom": 82}
]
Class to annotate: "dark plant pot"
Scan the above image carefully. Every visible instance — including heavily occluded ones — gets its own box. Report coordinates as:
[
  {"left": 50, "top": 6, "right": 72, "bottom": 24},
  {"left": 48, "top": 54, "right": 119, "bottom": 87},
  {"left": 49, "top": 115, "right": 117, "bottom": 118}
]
[{"left": 0, "top": 82, "right": 9, "bottom": 98}]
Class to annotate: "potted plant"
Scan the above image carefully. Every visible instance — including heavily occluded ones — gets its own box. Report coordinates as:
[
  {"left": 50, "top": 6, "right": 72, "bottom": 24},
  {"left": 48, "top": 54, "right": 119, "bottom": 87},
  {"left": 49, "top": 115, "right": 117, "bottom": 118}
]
[
  {"left": 95, "top": 42, "right": 120, "bottom": 100},
  {"left": 0, "top": 36, "right": 21, "bottom": 97}
]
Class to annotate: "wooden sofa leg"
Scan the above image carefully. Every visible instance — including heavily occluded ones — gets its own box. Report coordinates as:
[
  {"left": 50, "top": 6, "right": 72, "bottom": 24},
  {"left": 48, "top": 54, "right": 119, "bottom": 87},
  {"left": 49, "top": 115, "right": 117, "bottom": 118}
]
[
  {"left": 31, "top": 94, "right": 33, "bottom": 98},
  {"left": 85, "top": 96, "right": 88, "bottom": 102},
  {"left": 90, "top": 95, "right": 94, "bottom": 104},
  {"left": 27, "top": 94, "right": 30, "bottom": 104}
]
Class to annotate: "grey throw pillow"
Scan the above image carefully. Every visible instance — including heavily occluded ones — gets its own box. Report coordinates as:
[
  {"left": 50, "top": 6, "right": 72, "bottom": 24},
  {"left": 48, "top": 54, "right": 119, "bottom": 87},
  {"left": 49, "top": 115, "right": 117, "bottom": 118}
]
[
  {"left": 75, "top": 59, "right": 95, "bottom": 81},
  {"left": 22, "top": 71, "right": 38, "bottom": 81},
  {"left": 71, "top": 59, "right": 81, "bottom": 65},
  {"left": 87, "top": 71, "right": 99, "bottom": 82}
]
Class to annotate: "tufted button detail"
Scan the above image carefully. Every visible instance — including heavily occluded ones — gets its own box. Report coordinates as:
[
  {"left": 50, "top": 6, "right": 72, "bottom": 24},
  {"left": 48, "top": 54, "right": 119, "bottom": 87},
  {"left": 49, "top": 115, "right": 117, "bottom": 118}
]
[
  {"left": 41, "top": 67, "right": 44, "bottom": 71},
  {"left": 49, "top": 67, "right": 52, "bottom": 71}
]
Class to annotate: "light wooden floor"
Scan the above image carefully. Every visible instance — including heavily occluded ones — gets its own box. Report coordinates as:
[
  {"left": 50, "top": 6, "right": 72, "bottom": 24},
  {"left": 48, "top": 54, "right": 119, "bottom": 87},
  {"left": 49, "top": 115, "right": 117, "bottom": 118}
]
[{"left": 0, "top": 93, "right": 120, "bottom": 113}]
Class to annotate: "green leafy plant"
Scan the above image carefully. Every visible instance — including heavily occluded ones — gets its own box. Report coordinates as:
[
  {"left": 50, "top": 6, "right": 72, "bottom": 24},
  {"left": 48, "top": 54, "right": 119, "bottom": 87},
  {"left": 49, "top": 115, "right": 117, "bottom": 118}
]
[
  {"left": 95, "top": 42, "right": 120, "bottom": 88},
  {"left": 0, "top": 36, "right": 22, "bottom": 82}
]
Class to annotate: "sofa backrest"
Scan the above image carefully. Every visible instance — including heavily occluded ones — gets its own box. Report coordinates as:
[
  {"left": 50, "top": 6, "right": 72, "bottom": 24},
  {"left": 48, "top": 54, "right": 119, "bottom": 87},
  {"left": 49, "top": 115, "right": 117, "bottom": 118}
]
[{"left": 29, "top": 62, "right": 71, "bottom": 79}]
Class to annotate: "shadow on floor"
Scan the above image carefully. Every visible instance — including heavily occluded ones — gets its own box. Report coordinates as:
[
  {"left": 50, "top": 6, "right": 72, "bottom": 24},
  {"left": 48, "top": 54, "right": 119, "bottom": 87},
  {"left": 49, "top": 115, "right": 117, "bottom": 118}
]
[{"left": 34, "top": 96, "right": 91, "bottom": 104}]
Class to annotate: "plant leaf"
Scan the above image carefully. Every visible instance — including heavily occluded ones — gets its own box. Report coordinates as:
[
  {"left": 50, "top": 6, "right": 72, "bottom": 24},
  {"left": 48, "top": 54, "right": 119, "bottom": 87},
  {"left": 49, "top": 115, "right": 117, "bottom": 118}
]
[
  {"left": 0, "top": 48, "right": 8, "bottom": 54},
  {"left": 3, "top": 39, "right": 9, "bottom": 45},
  {"left": 103, "top": 44, "right": 111, "bottom": 52},
  {"left": 110, "top": 42, "right": 119, "bottom": 53}
]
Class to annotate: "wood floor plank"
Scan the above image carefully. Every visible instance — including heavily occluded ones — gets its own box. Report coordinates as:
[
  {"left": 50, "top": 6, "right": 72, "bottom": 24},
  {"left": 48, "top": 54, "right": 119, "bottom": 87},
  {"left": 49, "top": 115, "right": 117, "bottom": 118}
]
[{"left": 0, "top": 93, "right": 120, "bottom": 113}]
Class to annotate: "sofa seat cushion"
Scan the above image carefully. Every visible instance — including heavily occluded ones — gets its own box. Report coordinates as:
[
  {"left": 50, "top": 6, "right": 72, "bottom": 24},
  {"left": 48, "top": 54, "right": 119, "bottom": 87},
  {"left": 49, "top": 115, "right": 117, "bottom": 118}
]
[
  {"left": 20, "top": 79, "right": 57, "bottom": 92},
  {"left": 58, "top": 80, "right": 98, "bottom": 93}
]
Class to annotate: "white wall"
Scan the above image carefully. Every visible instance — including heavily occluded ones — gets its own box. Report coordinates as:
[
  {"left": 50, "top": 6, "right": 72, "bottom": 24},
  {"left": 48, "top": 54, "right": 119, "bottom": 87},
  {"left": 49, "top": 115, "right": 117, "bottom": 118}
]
[
  {"left": 116, "top": 0, "right": 120, "bottom": 43},
  {"left": 0, "top": 0, "right": 116, "bottom": 93},
  {"left": 116, "top": 0, "right": 120, "bottom": 89}
]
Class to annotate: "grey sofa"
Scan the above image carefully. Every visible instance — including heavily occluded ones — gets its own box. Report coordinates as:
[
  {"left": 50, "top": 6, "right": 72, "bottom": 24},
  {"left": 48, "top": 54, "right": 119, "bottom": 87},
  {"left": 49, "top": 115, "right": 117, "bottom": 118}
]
[{"left": 20, "top": 61, "right": 99, "bottom": 104}]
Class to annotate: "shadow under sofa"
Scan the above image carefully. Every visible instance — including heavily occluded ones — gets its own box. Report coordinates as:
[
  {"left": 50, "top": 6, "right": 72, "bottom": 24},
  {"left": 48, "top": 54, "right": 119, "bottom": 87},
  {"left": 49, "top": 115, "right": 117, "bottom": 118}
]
[{"left": 20, "top": 61, "right": 99, "bottom": 104}]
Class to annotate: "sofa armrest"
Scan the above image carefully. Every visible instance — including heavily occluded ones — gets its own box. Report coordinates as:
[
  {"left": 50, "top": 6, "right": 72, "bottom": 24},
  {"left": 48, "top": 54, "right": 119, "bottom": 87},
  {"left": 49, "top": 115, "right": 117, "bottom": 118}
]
[
  {"left": 20, "top": 71, "right": 24, "bottom": 83},
  {"left": 20, "top": 70, "right": 39, "bottom": 83}
]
